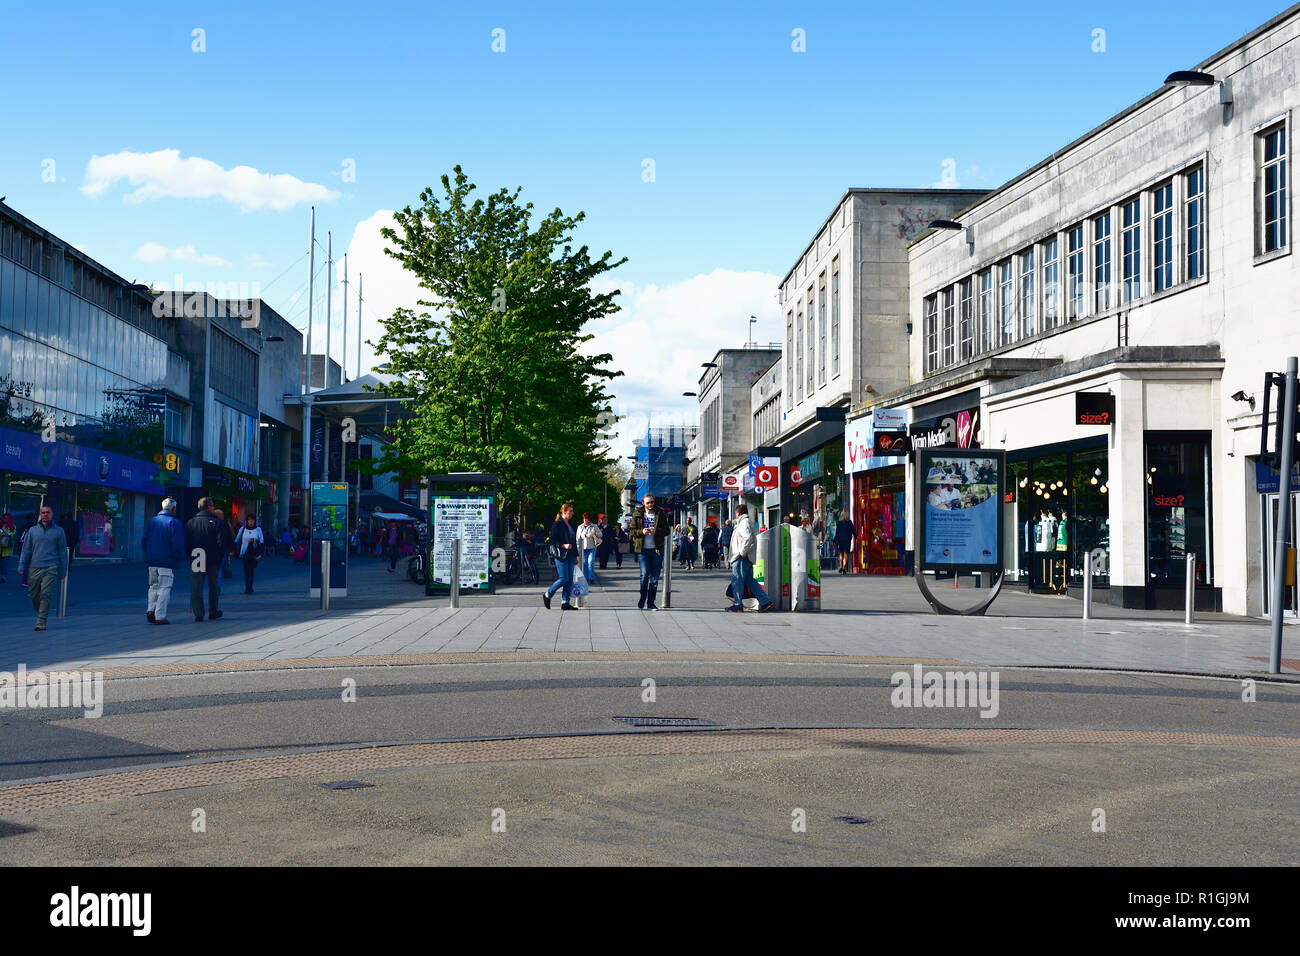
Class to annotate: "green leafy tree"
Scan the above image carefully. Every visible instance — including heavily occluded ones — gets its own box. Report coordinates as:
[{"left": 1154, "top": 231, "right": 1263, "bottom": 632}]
[{"left": 368, "top": 167, "right": 625, "bottom": 524}]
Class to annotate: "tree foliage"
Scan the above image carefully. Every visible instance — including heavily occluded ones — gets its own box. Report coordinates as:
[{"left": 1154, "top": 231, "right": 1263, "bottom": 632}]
[{"left": 368, "top": 167, "right": 625, "bottom": 522}]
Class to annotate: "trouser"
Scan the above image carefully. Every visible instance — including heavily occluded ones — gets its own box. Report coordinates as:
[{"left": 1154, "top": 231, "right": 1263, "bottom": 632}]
[
  {"left": 637, "top": 549, "right": 663, "bottom": 605},
  {"left": 243, "top": 555, "right": 257, "bottom": 592},
  {"left": 598, "top": 549, "right": 610, "bottom": 570},
  {"left": 0, "top": 553, "right": 8, "bottom": 577},
  {"left": 148, "top": 566, "right": 175, "bottom": 619},
  {"left": 583, "top": 548, "right": 597, "bottom": 584},
  {"left": 729, "top": 557, "right": 770, "bottom": 610},
  {"left": 614, "top": 545, "right": 623, "bottom": 568},
  {"left": 221, "top": 552, "right": 232, "bottom": 578},
  {"left": 28, "top": 565, "right": 58, "bottom": 624},
  {"left": 191, "top": 565, "right": 221, "bottom": 618},
  {"left": 389, "top": 546, "right": 399, "bottom": 571},
  {"left": 546, "top": 557, "right": 575, "bottom": 603}
]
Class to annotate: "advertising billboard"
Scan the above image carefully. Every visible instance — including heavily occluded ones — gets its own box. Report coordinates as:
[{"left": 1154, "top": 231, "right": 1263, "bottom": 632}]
[
  {"left": 429, "top": 495, "right": 494, "bottom": 594},
  {"left": 916, "top": 448, "right": 1005, "bottom": 572}
]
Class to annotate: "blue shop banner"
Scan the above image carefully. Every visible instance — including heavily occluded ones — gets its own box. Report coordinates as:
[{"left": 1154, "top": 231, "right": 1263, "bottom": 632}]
[{"left": 0, "top": 425, "right": 167, "bottom": 495}]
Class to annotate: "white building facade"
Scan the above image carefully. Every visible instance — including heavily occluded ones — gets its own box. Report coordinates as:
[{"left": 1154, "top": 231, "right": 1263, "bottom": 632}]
[{"left": 891, "top": 6, "right": 1300, "bottom": 614}]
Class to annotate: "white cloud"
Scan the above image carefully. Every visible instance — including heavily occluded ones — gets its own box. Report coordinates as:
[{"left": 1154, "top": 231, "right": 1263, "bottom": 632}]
[
  {"left": 338, "top": 211, "right": 781, "bottom": 459},
  {"left": 586, "top": 268, "right": 782, "bottom": 459},
  {"left": 246, "top": 253, "right": 275, "bottom": 269},
  {"left": 134, "top": 241, "right": 231, "bottom": 267},
  {"left": 83, "top": 149, "right": 339, "bottom": 211}
]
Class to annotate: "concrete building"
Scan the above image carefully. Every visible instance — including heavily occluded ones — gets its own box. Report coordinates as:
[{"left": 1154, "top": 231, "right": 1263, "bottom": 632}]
[
  {"left": 775, "top": 187, "right": 988, "bottom": 552},
  {"left": 885, "top": 5, "right": 1300, "bottom": 614},
  {"left": 684, "top": 346, "right": 781, "bottom": 530}
]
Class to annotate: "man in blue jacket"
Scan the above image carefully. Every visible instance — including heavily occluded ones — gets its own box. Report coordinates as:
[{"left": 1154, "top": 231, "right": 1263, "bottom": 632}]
[{"left": 142, "top": 497, "right": 186, "bottom": 625}]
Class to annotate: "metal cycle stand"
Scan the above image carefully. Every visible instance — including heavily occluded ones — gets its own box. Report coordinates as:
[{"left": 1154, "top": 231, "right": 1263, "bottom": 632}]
[
  {"left": 320, "top": 540, "right": 331, "bottom": 612},
  {"left": 58, "top": 556, "right": 70, "bottom": 617},
  {"left": 1184, "top": 552, "right": 1196, "bottom": 625},
  {"left": 1082, "top": 551, "right": 1093, "bottom": 620},
  {"left": 663, "top": 541, "right": 672, "bottom": 608},
  {"left": 450, "top": 538, "right": 460, "bottom": 609}
]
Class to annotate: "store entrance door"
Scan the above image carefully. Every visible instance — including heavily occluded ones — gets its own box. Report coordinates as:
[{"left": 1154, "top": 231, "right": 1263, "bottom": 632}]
[{"left": 1263, "top": 491, "right": 1298, "bottom": 618}]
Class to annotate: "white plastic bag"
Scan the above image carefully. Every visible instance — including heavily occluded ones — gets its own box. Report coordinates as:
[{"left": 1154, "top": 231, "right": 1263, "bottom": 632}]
[{"left": 571, "top": 566, "right": 589, "bottom": 598}]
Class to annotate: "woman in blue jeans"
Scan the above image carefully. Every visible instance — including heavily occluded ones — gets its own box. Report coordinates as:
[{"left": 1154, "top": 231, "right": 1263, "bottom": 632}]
[{"left": 543, "top": 503, "right": 578, "bottom": 610}]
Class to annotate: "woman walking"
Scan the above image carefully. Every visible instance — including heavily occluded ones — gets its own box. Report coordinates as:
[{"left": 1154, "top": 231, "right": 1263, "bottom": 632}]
[
  {"left": 575, "top": 512, "right": 602, "bottom": 587},
  {"left": 681, "top": 521, "right": 698, "bottom": 570},
  {"left": 542, "top": 503, "right": 578, "bottom": 610},
  {"left": 835, "top": 511, "right": 856, "bottom": 574},
  {"left": 701, "top": 522, "right": 719, "bottom": 570},
  {"left": 386, "top": 520, "right": 400, "bottom": 572},
  {"left": 0, "top": 512, "right": 15, "bottom": 583},
  {"left": 234, "top": 514, "right": 265, "bottom": 594}
]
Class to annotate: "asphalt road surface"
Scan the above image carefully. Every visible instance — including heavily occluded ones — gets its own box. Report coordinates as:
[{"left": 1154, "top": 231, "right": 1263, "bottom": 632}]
[{"left": 2, "top": 659, "right": 1297, "bottom": 864}]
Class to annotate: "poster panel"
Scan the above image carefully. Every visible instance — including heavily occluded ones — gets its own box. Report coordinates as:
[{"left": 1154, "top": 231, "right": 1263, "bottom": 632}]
[
  {"left": 917, "top": 448, "right": 1004, "bottom": 572},
  {"left": 309, "top": 481, "right": 349, "bottom": 595},
  {"left": 430, "top": 495, "right": 494, "bottom": 593}
]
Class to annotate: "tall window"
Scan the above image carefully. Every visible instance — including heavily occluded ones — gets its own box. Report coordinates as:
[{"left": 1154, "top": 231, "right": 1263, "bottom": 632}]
[
  {"left": 795, "top": 305, "right": 804, "bottom": 402},
  {"left": 831, "top": 261, "right": 840, "bottom": 377},
  {"left": 1093, "top": 212, "right": 1112, "bottom": 312},
  {"left": 1042, "top": 237, "right": 1059, "bottom": 329},
  {"left": 1121, "top": 197, "right": 1141, "bottom": 302},
  {"left": 1262, "top": 125, "right": 1287, "bottom": 253},
  {"left": 924, "top": 295, "right": 938, "bottom": 373},
  {"left": 806, "top": 289, "right": 815, "bottom": 396},
  {"left": 941, "top": 288, "right": 955, "bottom": 367},
  {"left": 958, "top": 278, "right": 973, "bottom": 360},
  {"left": 1019, "top": 249, "right": 1035, "bottom": 339},
  {"left": 818, "top": 273, "right": 827, "bottom": 385},
  {"left": 1186, "top": 166, "right": 1205, "bottom": 279},
  {"left": 786, "top": 312, "right": 794, "bottom": 409},
  {"left": 978, "top": 269, "right": 993, "bottom": 353},
  {"left": 1153, "top": 181, "right": 1173, "bottom": 292},
  {"left": 1066, "top": 224, "right": 1084, "bottom": 320},
  {"left": 998, "top": 260, "right": 1014, "bottom": 345}
]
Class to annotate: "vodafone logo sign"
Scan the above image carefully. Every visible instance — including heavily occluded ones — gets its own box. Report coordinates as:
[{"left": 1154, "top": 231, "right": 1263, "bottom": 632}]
[
  {"left": 755, "top": 466, "right": 778, "bottom": 491},
  {"left": 790, "top": 466, "right": 803, "bottom": 486}
]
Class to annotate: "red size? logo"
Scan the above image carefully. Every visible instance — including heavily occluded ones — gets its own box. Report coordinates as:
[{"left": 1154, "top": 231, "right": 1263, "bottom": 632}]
[
  {"left": 1078, "top": 412, "right": 1110, "bottom": 425},
  {"left": 1153, "top": 494, "right": 1186, "bottom": 507}
]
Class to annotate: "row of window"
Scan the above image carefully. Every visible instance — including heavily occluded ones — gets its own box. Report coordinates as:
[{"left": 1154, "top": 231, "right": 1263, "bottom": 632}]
[
  {"left": 786, "top": 259, "right": 841, "bottom": 409},
  {"left": 0, "top": 214, "right": 165, "bottom": 341},
  {"left": 753, "top": 395, "right": 781, "bottom": 447},
  {"left": 923, "top": 161, "right": 1209, "bottom": 374}
]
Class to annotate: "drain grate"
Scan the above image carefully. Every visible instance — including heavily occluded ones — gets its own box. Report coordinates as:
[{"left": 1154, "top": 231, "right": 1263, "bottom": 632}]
[
  {"left": 319, "top": 780, "right": 375, "bottom": 790},
  {"left": 612, "top": 716, "right": 721, "bottom": 728},
  {"left": 833, "top": 815, "right": 872, "bottom": 825}
]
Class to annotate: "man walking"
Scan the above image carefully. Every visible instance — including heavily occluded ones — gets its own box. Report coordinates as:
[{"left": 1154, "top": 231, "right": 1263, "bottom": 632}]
[
  {"left": 629, "top": 493, "right": 671, "bottom": 610},
  {"left": 186, "top": 497, "right": 228, "bottom": 622},
  {"left": 142, "top": 497, "right": 185, "bottom": 625},
  {"left": 726, "top": 504, "right": 773, "bottom": 613},
  {"left": 17, "top": 505, "right": 67, "bottom": 630}
]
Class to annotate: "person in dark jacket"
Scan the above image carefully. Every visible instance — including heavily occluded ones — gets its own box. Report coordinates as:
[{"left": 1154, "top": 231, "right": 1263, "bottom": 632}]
[
  {"left": 701, "top": 522, "right": 720, "bottom": 569},
  {"left": 596, "top": 515, "right": 615, "bottom": 570},
  {"left": 185, "top": 497, "right": 228, "bottom": 622},
  {"left": 142, "top": 497, "right": 186, "bottom": 624},
  {"left": 542, "top": 503, "right": 578, "bottom": 610},
  {"left": 629, "top": 493, "right": 671, "bottom": 610},
  {"left": 717, "top": 518, "right": 734, "bottom": 560},
  {"left": 834, "top": 510, "right": 857, "bottom": 574}
]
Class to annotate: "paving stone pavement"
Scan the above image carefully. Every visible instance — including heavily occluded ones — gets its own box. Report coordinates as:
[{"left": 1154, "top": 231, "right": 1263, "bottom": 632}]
[{"left": 2, "top": 553, "right": 1296, "bottom": 678}]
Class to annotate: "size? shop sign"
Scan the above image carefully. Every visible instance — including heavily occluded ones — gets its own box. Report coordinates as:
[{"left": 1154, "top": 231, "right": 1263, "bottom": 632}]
[{"left": 1075, "top": 391, "right": 1115, "bottom": 426}]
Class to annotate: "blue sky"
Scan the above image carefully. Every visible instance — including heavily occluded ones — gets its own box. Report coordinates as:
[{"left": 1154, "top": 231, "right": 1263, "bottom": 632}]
[{"left": 1, "top": 0, "right": 1292, "bottom": 449}]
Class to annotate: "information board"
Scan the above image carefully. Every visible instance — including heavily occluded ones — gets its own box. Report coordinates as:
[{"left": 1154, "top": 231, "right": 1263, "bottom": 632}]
[
  {"left": 916, "top": 449, "right": 1004, "bottom": 572},
  {"left": 429, "top": 495, "right": 494, "bottom": 594},
  {"left": 310, "top": 482, "right": 349, "bottom": 596}
]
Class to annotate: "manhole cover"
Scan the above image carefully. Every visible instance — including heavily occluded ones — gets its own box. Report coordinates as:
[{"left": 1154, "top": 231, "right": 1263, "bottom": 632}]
[
  {"left": 833, "top": 815, "right": 872, "bottom": 825},
  {"left": 612, "top": 716, "right": 721, "bottom": 728},
  {"left": 319, "top": 780, "right": 375, "bottom": 790}
]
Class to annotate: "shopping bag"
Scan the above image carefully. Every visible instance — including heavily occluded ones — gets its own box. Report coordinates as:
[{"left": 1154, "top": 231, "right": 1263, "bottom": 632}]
[{"left": 571, "top": 566, "right": 589, "bottom": 598}]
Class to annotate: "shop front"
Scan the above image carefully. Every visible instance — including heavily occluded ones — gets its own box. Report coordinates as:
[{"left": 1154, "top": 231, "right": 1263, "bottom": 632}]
[
  {"left": 0, "top": 423, "right": 168, "bottom": 561},
  {"left": 200, "top": 464, "right": 271, "bottom": 527},
  {"left": 1006, "top": 438, "right": 1110, "bottom": 592},
  {"left": 845, "top": 407, "right": 909, "bottom": 574},
  {"left": 787, "top": 445, "right": 845, "bottom": 564}
]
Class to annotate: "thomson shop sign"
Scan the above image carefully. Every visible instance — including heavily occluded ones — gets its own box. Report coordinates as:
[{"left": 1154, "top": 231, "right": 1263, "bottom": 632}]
[{"left": 910, "top": 408, "right": 981, "bottom": 450}]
